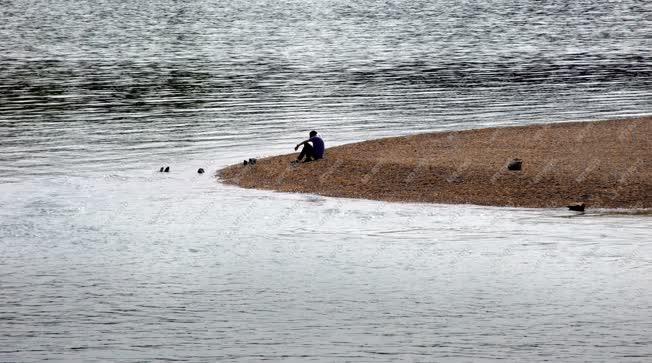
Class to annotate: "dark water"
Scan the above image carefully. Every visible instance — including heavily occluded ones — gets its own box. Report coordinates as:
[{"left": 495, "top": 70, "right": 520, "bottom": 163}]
[{"left": 1, "top": 0, "right": 651, "bottom": 361}]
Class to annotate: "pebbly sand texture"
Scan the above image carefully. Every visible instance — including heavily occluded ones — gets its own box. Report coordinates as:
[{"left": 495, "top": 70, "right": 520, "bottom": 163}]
[{"left": 218, "top": 117, "right": 651, "bottom": 209}]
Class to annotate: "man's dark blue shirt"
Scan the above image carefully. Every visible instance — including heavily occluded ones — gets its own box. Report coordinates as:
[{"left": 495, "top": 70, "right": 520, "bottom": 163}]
[{"left": 309, "top": 136, "right": 325, "bottom": 158}]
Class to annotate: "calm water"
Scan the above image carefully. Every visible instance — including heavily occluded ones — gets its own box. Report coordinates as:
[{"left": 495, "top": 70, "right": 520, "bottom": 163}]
[{"left": 1, "top": 0, "right": 651, "bottom": 361}]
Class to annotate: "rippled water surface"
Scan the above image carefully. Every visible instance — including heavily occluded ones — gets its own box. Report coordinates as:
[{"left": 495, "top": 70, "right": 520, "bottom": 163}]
[{"left": 1, "top": 0, "right": 651, "bottom": 361}]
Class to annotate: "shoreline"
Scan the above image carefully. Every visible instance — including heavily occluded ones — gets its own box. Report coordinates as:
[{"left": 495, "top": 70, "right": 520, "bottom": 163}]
[{"left": 217, "top": 117, "right": 651, "bottom": 209}]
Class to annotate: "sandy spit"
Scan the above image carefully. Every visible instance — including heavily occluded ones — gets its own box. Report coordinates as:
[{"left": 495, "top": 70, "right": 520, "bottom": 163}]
[{"left": 218, "top": 117, "right": 651, "bottom": 209}]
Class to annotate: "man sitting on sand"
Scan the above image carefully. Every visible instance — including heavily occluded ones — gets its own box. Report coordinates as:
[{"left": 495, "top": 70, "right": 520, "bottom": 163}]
[{"left": 293, "top": 130, "right": 325, "bottom": 163}]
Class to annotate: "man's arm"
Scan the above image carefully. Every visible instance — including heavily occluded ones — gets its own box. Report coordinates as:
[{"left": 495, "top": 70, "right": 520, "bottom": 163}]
[{"left": 294, "top": 139, "right": 310, "bottom": 151}]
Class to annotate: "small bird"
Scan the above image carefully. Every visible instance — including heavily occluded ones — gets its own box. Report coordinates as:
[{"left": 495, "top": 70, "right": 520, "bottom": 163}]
[
  {"left": 164, "top": 166, "right": 170, "bottom": 172},
  {"left": 159, "top": 167, "right": 164, "bottom": 172},
  {"left": 507, "top": 158, "right": 523, "bottom": 171},
  {"left": 243, "top": 160, "right": 248, "bottom": 166},
  {"left": 198, "top": 168, "right": 205, "bottom": 174},
  {"left": 567, "top": 203, "right": 585, "bottom": 212}
]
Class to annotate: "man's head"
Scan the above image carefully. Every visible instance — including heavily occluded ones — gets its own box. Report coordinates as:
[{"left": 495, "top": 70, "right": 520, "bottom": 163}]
[{"left": 309, "top": 130, "right": 318, "bottom": 137}]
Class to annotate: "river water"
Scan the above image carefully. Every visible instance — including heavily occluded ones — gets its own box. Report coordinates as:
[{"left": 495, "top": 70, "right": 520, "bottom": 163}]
[{"left": 1, "top": 0, "right": 651, "bottom": 361}]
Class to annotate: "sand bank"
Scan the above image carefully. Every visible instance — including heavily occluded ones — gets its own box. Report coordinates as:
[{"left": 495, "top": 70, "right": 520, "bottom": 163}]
[{"left": 218, "top": 117, "right": 651, "bottom": 209}]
